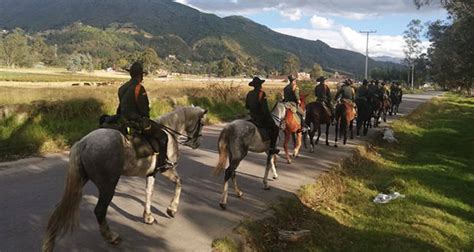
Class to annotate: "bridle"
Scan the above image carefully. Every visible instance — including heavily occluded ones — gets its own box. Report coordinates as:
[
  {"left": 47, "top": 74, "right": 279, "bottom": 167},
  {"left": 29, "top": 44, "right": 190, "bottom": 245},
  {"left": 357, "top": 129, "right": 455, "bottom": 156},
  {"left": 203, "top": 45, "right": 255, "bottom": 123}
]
[{"left": 158, "top": 113, "right": 205, "bottom": 148}]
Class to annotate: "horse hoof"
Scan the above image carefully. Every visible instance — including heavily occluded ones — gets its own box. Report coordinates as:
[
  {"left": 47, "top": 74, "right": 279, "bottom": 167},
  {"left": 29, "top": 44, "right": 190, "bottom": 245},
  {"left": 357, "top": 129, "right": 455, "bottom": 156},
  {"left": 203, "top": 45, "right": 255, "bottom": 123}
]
[
  {"left": 219, "top": 203, "right": 227, "bottom": 210},
  {"left": 326, "top": 142, "right": 329, "bottom": 146},
  {"left": 143, "top": 213, "right": 155, "bottom": 224},
  {"left": 334, "top": 144, "right": 338, "bottom": 148},
  {"left": 237, "top": 191, "right": 244, "bottom": 198},
  {"left": 287, "top": 160, "right": 292, "bottom": 164},
  {"left": 166, "top": 208, "right": 176, "bottom": 218},
  {"left": 264, "top": 186, "right": 271, "bottom": 190},
  {"left": 310, "top": 148, "right": 314, "bottom": 153},
  {"left": 106, "top": 231, "right": 121, "bottom": 245},
  {"left": 273, "top": 175, "right": 279, "bottom": 180}
]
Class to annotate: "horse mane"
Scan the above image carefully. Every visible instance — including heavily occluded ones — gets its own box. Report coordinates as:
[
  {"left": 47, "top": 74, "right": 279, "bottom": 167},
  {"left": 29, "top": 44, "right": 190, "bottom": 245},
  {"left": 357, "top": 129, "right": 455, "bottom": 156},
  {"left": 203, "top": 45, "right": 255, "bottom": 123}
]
[{"left": 156, "top": 106, "right": 203, "bottom": 126}]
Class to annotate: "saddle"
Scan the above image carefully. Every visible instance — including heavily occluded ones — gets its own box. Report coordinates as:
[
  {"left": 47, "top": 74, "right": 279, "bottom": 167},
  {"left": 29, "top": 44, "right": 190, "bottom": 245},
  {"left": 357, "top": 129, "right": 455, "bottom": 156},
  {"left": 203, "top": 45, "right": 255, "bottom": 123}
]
[
  {"left": 99, "top": 114, "right": 157, "bottom": 159},
  {"left": 247, "top": 119, "right": 270, "bottom": 142},
  {"left": 317, "top": 101, "right": 332, "bottom": 117}
]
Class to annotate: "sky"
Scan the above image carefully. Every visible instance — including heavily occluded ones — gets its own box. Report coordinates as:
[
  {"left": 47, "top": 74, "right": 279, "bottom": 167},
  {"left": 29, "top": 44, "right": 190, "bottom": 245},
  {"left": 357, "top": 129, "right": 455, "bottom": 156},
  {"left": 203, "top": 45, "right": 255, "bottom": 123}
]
[{"left": 175, "top": 0, "right": 448, "bottom": 58}]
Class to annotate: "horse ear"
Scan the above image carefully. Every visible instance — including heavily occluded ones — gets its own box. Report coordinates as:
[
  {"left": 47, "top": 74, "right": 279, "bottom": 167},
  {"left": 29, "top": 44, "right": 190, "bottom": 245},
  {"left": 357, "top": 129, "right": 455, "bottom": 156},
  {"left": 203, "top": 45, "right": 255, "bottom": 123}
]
[
  {"left": 203, "top": 109, "right": 208, "bottom": 115},
  {"left": 191, "top": 104, "right": 195, "bottom": 107}
]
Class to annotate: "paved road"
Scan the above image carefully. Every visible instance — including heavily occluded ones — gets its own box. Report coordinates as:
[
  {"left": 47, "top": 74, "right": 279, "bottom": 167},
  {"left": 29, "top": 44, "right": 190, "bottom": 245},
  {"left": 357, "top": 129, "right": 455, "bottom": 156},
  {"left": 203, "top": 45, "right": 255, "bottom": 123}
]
[{"left": 0, "top": 92, "right": 442, "bottom": 252}]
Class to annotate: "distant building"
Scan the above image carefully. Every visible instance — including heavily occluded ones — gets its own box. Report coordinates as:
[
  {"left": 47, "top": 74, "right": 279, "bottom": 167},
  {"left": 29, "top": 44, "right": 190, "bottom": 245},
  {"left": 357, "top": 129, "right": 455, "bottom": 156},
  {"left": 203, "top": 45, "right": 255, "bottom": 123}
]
[
  {"left": 297, "top": 72, "right": 311, "bottom": 81},
  {"left": 167, "top": 55, "right": 177, "bottom": 60}
]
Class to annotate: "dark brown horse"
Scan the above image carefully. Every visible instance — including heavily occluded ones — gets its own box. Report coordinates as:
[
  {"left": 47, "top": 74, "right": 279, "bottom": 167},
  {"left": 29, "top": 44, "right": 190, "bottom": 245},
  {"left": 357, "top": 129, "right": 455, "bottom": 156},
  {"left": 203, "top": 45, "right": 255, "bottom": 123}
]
[
  {"left": 355, "top": 98, "right": 371, "bottom": 136},
  {"left": 334, "top": 101, "right": 356, "bottom": 147},
  {"left": 371, "top": 96, "right": 383, "bottom": 127},
  {"left": 305, "top": 101, "right": 331, "bottom": 151}
]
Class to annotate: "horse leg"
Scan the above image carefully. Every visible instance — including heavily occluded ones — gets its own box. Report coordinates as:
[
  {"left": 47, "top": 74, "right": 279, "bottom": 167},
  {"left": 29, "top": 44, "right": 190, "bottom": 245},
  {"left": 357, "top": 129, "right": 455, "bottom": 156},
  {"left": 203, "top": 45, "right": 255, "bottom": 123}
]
[
  {"left": 220, "top": 159, "right": 241, "bottom": 210},
  {"left": 350, "top": 120, "right": 354, "bottom": 139},
  {"left": 316, "top": 124, "right": 321, "bottom": 145},
  {"left": 325, "top": 123, "right": 330, "bottom": 146},
  {"left": 270, "top": 154, "right": 278, "bottom": 180},
  {"left": 95, "top": 182, "right": 121, "bottom": 245},
  {"left": 283, "top": 131, "right": 292, "bottom": 164},
  {"left": 160, "top": 168, "right": 181, "bottom": 218},
  {"left": 356, "top": 118, "right": 361, "bottom": 136},
  {"left": 334, "top": 119, "right": 339, "bottom": 148},
  {"left": 309, "top": 127, "right": 315, "bottom": 153},
  {"left": 263, "top": 154, "right": 273, "bottom": 190},
  {"left": 293, "top": 132, "right": 302, "bottom": 158},
  {"left": 143, "top": 175, "right": 156, "bottom": 224},
  {"left": 231, "top": 171, "right": 243, "bottom": 198}
]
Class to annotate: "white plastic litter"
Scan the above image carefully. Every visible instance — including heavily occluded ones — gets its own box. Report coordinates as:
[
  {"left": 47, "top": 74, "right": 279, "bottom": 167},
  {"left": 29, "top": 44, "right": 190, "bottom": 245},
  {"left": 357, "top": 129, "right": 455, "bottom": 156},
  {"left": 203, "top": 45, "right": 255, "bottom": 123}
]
[
  {"left": 382, "top": 128, "right": 399, "bottom": 143},
  {"left": 373, "top": 192, "right": 405, "bottom": 204}
]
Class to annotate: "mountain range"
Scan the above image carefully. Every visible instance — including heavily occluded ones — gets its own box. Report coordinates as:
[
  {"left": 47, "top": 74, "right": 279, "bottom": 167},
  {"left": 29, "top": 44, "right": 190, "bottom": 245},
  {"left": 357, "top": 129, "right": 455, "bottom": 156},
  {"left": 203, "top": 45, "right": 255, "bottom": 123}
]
[{"left": 0, "top": 0, "right": 402, "bottom": 76}]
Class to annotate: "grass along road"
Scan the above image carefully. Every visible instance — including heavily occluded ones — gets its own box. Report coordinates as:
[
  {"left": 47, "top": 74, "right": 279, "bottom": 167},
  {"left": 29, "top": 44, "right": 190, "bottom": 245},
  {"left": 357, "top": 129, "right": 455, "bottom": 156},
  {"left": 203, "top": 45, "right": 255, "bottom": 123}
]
[{"left": 220, "top": 94, "right": 474, "bottom": 251}]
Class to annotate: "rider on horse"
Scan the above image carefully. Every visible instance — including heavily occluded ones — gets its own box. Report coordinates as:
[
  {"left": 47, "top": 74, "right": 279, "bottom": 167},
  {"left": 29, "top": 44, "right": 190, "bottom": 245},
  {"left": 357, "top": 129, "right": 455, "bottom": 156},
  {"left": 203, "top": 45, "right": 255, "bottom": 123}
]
[
  {"left": 283, "top": 74, "right": 307, "bottom": 131},
  {"left": 390, "top": 82, "right": 403, "bottom": 103},
  {"left": 117, "top": 62, "right": 173, "bottom": 171},
  {"left": 356, "top": 79, "right": 370, "bottom": 102},
  {"left": 335, "top": 79, "right": 356, "bottom": 105},
  {"left": 245, "top": 77, "right": 280, "bottom": 155},
  {"left": 314, "top": 76, "right": 334, "bottom": 122}
]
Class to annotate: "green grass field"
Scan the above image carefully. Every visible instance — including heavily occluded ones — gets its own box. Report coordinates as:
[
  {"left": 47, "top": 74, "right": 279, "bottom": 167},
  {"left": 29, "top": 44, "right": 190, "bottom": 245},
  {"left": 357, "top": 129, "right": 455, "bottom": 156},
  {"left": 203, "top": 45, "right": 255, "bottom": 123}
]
[{"left": 220, "top": 94, "right": 474, "bottom": 251}]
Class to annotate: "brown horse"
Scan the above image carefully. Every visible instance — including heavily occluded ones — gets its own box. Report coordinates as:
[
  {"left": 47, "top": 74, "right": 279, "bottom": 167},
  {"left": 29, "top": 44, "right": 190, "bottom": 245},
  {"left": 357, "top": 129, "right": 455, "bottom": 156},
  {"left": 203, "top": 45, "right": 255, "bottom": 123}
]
[
  {"left": 381, "top": 97, "right": 391, "bottom": 122},
  {"left": 334, "top": 101, "right": 356, "bottom": 147},
  {"left": 281, "top": 94, "right": 306, "bottom": 164},
  {"left": 305, "top": 101, "right": 331, "bottom": 151},
  {"left": 371, "top": 96, "right": 383, "bottom": 128}
]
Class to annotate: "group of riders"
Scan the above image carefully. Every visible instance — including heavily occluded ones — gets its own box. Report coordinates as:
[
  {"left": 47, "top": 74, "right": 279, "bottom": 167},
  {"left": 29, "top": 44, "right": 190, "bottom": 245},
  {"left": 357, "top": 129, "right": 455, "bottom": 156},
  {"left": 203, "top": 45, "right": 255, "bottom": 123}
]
[
  {"left": 245, "top": 73, "right": 404, "bottom": 154},
  {"left": 115, "top": 62, "right": 403, "bottom": 171}
]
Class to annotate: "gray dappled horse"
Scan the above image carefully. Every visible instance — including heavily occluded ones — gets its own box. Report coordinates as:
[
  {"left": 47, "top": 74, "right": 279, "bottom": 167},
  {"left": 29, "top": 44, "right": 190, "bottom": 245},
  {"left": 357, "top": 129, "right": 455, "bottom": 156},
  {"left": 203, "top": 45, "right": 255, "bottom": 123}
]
[
  {"left": 214, "top": 102, "right": 287, "bottom": 210},
  {"left": 42, "top": 106, "right": 207, "bottom": 252}
]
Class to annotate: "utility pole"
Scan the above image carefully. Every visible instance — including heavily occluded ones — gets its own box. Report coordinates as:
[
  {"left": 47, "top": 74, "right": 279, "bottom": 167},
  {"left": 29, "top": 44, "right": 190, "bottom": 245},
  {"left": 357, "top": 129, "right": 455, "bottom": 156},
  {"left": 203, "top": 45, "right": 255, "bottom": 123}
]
[{"left": 359, "top": 30, "right": 377, "bottom": 80}]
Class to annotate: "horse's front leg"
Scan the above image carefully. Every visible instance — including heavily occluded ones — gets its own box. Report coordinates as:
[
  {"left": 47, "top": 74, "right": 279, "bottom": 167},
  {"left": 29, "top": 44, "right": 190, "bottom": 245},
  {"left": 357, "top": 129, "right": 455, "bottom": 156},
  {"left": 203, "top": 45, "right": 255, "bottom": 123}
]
[
  {"left": 293, "top": 132, "right": 302, "bottom": 158},
  {"left": 283, "top": 131, "right": 292, "bottom": 164},
  {"left": 143, "top": 175, "right": 156, "bottom": 224},
  {"left": 263, "top": 154, "right": 272, "bottom": 190},
  {"left": 270, "top": 154, "right": 278, "bottom": 180},
  {"left": 160, "top": 167, "right": 181, "bottom": 218},
  {"left": 325, "top": 123, "right": 330, "bottom": 146},
  {"left": 350, "top": 120, "right": 354, "bottom": 139}
]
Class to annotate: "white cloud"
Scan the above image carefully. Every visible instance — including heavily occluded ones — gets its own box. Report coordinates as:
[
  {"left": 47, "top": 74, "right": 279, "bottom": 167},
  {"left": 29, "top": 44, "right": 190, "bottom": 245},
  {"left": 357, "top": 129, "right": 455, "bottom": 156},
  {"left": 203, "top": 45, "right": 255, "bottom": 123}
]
[
  {"left": 175, "top": 0, "right": 443, "bottom": 19},
  {"left": 274, "top": 24, "right": 425, "bottom": 59},
  {"left": 310, "top": 15, "right": 334, "bottom": 29},
  {"left": 280, "top": 8, "right": 303, "bottom": 21}
]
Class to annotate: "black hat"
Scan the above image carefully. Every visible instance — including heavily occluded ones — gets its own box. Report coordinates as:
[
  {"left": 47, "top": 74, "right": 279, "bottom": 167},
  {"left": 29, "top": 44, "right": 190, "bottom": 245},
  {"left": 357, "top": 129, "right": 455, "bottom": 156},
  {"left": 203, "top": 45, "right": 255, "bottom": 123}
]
[
  {"left": 126, "top": 62, "right": 148, "bottom": 77},
  {"left": 316, "top": 76, "right": 327, "bottom": 82},
  {"left": 249, "top": 77, "right": 265, "bottom": 87},
  {"left": 288, "top": 74, "right": 297, "bottom": 82},
  {"left": 363, "top": 79, "right": 368, "bottom": 85}
]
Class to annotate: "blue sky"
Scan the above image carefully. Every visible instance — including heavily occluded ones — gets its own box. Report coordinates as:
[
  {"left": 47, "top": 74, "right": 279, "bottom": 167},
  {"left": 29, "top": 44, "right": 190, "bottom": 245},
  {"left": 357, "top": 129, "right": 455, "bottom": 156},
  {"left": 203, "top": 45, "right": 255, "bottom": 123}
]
[{"left": 176, "top": 0, "right": 448, "bottom": 58}]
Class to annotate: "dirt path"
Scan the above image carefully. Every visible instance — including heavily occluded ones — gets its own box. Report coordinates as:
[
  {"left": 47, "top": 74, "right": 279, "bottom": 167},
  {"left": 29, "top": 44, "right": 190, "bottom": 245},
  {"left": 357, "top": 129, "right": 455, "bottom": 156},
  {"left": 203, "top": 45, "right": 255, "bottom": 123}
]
[{"left": 0, "top": 92, "right": 442, "bottom": 252}]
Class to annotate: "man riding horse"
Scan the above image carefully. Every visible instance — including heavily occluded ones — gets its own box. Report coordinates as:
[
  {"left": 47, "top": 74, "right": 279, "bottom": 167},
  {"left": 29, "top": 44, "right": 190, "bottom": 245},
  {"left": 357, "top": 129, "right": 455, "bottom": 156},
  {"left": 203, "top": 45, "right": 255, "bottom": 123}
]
[
  {"left": 245, "top": 77, "right": 280, "bottom": 155},
  {"left": 390, "top": 82, "right": 403, "bottom": 103},
  {"left": 314, "top": 76, "right": 334, "bottom": 123},
  {"left": 117, "top": 62, "right": 173, "bottom": 171},
  {"left": 336, "top": 79, "right": 355, "bottom": 105},
  {"left": 283, "top": 74, "right": 307, "bottom": 131}
]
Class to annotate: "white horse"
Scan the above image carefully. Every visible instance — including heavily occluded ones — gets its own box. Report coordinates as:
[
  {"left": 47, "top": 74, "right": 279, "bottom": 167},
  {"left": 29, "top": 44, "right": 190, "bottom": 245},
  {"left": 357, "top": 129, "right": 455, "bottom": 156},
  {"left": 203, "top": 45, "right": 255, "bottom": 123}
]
[
  {"left": 42, "top": 106, "right": 207, "bottom": 252},
  {"left": 214, "top": 103, "right": 287, "bottom": 210}
]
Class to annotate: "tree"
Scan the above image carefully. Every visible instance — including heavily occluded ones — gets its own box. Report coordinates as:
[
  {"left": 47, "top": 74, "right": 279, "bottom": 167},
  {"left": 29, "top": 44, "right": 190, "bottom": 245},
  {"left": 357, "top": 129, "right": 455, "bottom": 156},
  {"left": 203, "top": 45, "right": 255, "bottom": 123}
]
[
  {"left": 218, "top": 58, "right": 232, "bottom": 77},
  {"left": 416, "top": 0, "right": 474, "bottom": 95},
  {"left": 232, "top": 58, "right": 244, "bottom": 76},
  {"left": 283, "top": 55, "right": 300, "bottom": 75},
  {"left": 244, "top": 57, "right": 257, "bottom": 77},
  {"left": 0, "top": 29, "right": 32, "bottom": 67},
  {"left": 141, "top": 47, "right": 161, "bottom": 74},
  {"left": 310, "top": 63, "right": 323, "bottom": 79},
  {"left": 32, "top": 37, "right": 55, "bottom": 65},
  {"left": 403, "top": 19, "right": 424, "bottom": 88}
]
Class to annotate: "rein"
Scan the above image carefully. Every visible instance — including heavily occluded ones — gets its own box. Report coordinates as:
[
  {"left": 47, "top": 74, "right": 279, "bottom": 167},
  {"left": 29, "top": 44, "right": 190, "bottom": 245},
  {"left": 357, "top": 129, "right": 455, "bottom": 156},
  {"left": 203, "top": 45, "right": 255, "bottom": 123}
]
[{"left": 158, "top": 115, "right": 204, "bottom": 146}]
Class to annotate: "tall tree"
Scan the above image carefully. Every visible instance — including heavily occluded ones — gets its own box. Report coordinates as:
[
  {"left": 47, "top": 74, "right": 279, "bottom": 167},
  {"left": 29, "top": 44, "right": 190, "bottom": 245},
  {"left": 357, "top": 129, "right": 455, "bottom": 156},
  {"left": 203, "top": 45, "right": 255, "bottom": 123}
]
[
  {"left": 232, "top": 58, "right": 244, "bottom": 76},
  {"left": 415, "top": 0, "right": 473, "bottom": 95},
  {"left": 141, "top": 47, "right": 161, "bottom": 74},
  {"left": 0, "top": 29, "right": 32, "bottom": 67},
  {"left": 218, "top": 57, "right": 232, "bottom": 77},
  {"left": 310, "top": 63, "right": 323, "bottom": 79},
  {"left": 403, "top": 19, "right": 424, "bottom": 88},
  {"left": 283, "top": 55, "right": 300, "bottom": 75},
  {"left": 32, "top": 37, "right": 55, "bottom": 65}
]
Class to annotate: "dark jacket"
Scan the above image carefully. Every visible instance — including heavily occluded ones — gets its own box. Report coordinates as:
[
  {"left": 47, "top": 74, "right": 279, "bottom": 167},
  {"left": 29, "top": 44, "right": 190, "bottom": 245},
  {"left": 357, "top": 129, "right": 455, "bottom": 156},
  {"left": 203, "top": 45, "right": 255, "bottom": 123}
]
[
  {"left": 283, "top": 83, "right": 300, "bottom": 103},
  {"left": 356, "top": 85, "right": 369, "bottom": 100},
  {"left": 117, "top": 79, "right": 150, "bottom": 121},
  {"left": 315, "top": 83, "right": 332, "bottom": 103},
  {"left": 245, "top": 88, "right": 273, "bottom": 127},
  {"left": 368, "top": 84, "right": 379, "bottom": 98},
  {"left": 336, "top": 85, "right": 355, "bottom": 101}
]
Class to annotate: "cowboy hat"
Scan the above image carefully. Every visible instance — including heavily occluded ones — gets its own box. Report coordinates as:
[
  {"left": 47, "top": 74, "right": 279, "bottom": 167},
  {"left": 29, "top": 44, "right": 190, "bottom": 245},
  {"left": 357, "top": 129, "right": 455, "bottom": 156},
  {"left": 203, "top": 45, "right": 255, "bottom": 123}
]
[
  {"left": 316, "top": 76, "right": 327, "bottom": 82},
  {"left": 126, "top": 62, "right": 148, "bottom": 77},
  {"left": 249, "top": 77, "right": 265, "bottom": 87}
]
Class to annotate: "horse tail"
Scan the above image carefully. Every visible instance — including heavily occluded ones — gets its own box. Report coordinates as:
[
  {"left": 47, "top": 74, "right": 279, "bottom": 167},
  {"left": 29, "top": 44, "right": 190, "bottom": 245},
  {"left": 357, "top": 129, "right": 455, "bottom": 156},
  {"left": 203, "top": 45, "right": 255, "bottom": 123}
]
[
  {"left": 214, "top": 127, "right": 229, "bottom": 176},
  {"left": 42, "top": 141, "right": 87, "bottom": 252},
  {"left": 339, "top": 105, "right": 348, "bottom": 136}
]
